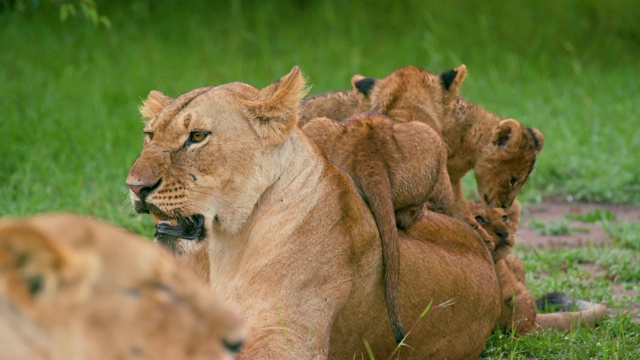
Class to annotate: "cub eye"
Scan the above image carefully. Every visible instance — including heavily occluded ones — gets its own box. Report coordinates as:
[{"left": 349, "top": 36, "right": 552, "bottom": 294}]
[
  {"left": 509, "top": 176, "right": 518, "bottom": 187},
  {"left": 188, "top": 131, "right": 208, "bottom": 144},
  {"left": 475, "top": 215, "right": 486, "bottom": 224},
  {"left": 501, "top": 215, "right": 509, "bottom": 222}
]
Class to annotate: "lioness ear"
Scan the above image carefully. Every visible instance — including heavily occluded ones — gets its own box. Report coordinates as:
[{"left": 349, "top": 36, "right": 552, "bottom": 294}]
[
  {"left": 351, "top": 75, "right": 377, "bottom": 98},
  {"left": 491, "top": 119, "right": 522, "bottom": 149},
  {"left": 527, "top": 127, "right": 544, "bottom": 154},
  {"left": 440, "top": 64, "right": 467, "bottom": 107},
  {"left": 244, "top": 66, "right": 309, "bottom": 145},
  {"left": 140, "top": 90, "right": 174, "bottom": 119},
  {"left": 0, "top": 218, "right": 99, "bottom": 317},
  {"left": 0, "top": 221, "right": 74, "bottom": 312}
]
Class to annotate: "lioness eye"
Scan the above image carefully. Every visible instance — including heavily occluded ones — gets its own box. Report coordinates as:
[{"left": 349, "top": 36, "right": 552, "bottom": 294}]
[
  {"left": 509, "top": 176, "right": 518, "bottom": 187},
  {"left": 475, "top": 215, "right": 486, "bottom": 224},
  {"left": 143, "top": 132, "right": 153, "bottom": 141},
  {"left": 501, "top": 215, "right": 508, "bottom": 222},
  {"left": 189, "top": 131, "right": 208, "bottom": 143}
]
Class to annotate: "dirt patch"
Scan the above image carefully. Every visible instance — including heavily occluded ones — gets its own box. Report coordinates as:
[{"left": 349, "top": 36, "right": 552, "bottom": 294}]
[
  {"left": 517, "top": 201, "right": 640, "bottom": 322},
  {"left": 517, "top": 202, "right": 640, "bottom": 248}
]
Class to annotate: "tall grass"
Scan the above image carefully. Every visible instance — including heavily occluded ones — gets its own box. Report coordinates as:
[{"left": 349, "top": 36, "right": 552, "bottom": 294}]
[{"left": 1, "top": 1, "right": 639, "bottom": 357}]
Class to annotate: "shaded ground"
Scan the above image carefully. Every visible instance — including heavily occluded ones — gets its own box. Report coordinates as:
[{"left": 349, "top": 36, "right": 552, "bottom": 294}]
[
  {"left": 517, "top": 201, "right": 640, "bottom": 322},
  {"left": 518, "top": 202, "right": 640, "bottom": 248}
]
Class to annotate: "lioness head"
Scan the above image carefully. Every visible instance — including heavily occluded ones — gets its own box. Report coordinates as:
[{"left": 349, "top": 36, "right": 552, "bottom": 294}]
[
  {"left": 0, "top": 213, "right": 244, "bottom": 359},
  {"left": 350, "top": 64, "right": 467, "bottom": 132},
  {"left": 475, "top": 120, "right": 544, "bottom": 208},
  {"left": 126, "top": 67, "right": 307, "bottom": 255},
  {"left": 469, "top": 200, "right": 521, "bottom": 261}
]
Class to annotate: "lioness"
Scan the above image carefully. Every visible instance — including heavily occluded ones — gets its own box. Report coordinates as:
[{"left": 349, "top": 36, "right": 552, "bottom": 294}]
[
  {"left": 299, "top": 65, "right": 544, "bottom": 231},
  {"left": 470, "top": 201, "right": 609, "bottom": 334},
  {"left": 126, "top": 66, "right": 500, "bottom": 359},
  {"left": 0, "top": 213, "right": 243, "bottom": 360},
  {"left": 302, "top": 113, "right": 455, "bottom": 344}
]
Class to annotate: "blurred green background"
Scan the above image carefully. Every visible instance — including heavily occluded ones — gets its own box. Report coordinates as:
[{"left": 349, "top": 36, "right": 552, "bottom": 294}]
[
  {"left": 1, "top": 1, "right": 639, "bottom": 358},
  {"left": 1, "top": 0, "right": 639, "bottom": 232}
]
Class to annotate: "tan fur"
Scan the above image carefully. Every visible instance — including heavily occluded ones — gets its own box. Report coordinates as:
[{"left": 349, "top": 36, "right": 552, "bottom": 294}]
[
  {"left": 0, "top": 213, "right": 243, "bottom": 360},
  {"left": 127, "top": 66, "right": 501, "bottom": 359},
  {"left": 299, "top": 65, "right": 544, "bottom": 243},
  {"left": 298, "top": 76, "right": 370, "bottom": 126},
  {"left": 302, "top": 113, "right": 455, "bottom": 343},
  {"left": 470, "top": 201, "right": 609, "bottom": 334}
]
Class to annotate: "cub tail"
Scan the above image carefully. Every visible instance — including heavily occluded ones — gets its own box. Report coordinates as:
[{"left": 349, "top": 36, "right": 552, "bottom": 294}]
[{"left": 355, "top": 160, "right": 405, "bottom": 344}]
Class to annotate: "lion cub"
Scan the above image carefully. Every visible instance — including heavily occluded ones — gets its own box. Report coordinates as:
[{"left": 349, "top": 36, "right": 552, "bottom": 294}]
[
  {"left": 302, "top": 113, "right": 455, "bottom": 344},
  {"left": 469, "top": 199, "right": 537, "bottom": 334},
  {"left": 299, "top": 65, "right": 544, "bottom": 246},
  {"left": 469, "top": 201, "right": 611, "bottom": 335}
]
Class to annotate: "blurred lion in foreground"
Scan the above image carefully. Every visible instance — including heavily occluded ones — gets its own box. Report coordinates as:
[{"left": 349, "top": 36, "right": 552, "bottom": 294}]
[{"left": 0, "top": 213, "right": 244, "bottom": 360}]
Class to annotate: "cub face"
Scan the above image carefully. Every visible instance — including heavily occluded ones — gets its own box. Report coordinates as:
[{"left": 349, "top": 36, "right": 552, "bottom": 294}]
[
  {"left": 126, "top": 67, "right": 307, "bottom": 254},
  {"left": 475, "top": 120, "right": 543, "bottom": 209},
  {"left": 469, "top": 199, "right": 521, "bottom": 261},
  {"left": 351, "top": 65, "right": 543, "bottom": 210}
]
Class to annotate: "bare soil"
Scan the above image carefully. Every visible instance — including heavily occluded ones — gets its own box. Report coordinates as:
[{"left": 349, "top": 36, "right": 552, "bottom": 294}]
[{"left": 517, "top": 201, "right": 640, "bottom": 322}]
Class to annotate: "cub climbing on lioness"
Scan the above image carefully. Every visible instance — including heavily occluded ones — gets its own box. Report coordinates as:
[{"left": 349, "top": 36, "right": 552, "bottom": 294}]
[
  {"left": 302, "top": 113, "right": 455, "bottom": 343},
  {"left": 299, "top": 65, "right": 544, "bottom": 240},
  {"left": 470, "top": 200, "right": 609, "bottom": 334}
]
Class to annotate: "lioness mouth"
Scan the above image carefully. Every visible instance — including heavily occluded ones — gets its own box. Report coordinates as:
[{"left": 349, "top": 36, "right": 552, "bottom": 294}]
[{"left": 152, "top": 213, "right": 204, "bottom": 240}]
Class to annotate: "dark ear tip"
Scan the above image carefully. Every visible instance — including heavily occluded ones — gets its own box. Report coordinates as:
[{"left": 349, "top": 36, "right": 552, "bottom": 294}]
[
  {"left": 354, "top": 78, "right": 376, "bottom": 96},
  {"left": 439, "top": 69, "right": 458, "bottom": 90}
]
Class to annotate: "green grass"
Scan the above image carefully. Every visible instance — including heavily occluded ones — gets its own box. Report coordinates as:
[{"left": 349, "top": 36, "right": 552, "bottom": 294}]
[
  {"left": 482, "top": 239, "right": 640, "bottom": 359},
  {"left": 1, "top": 1, "right": 639, "bottom": 358}
]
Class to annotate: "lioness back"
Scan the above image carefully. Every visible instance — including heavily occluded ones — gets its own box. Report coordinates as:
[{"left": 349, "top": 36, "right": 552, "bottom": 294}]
[{"left": 0, "top": 213, "right": 243, "bottom": 360}]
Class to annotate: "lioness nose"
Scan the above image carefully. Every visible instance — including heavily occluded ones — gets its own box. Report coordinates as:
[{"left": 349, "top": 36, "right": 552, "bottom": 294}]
[{"left": 127, "top": 179, "right": 162, "bottom": 200}]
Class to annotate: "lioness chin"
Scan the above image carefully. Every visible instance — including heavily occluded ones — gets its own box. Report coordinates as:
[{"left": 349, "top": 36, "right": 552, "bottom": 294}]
[{"left": 127, "top": 66, "right": 500, "bottom": 359}]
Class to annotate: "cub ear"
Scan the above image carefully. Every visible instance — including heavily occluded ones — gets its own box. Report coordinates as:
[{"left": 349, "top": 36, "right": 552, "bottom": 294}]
[
  {"left": 440, "top": 64, "right": 467, "bottom": 107},
  {"left": 527, "top": 127, "right": 545, "bottom": 154},
  {"left": 140, "top": 90, "right": 174, "bottom": 119},
  {"left": 244, "top": 66, "right": 309, "bottom": 145},
  {"left": 351, "top": 75, "right": 377, "bottom": 97},
  {"left": 491, "top": 119, "right": 522, "bottom": 149},
  {"left": 507, "top": 199, "right": 521, "bottom": 229}
]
